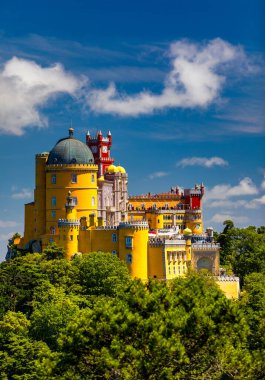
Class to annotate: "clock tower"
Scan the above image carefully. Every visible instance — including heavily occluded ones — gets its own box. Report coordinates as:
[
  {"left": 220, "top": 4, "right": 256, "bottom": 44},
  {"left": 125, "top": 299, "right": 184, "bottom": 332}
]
[{"left": 86, "top": 130, "right": 114, "bottom": 177}]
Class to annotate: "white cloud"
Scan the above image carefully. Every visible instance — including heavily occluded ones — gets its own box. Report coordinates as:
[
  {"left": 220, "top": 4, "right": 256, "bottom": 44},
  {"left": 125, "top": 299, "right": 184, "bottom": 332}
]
[
  {"left": 86, "top": 38, "right": 244, "bottom": 116},
  {"left": 0, "top": 57, "right": 84, "bottom": 135},
  {"left": 211, "top": 213, "right": 248, "bottom": 224},
  {"left": 261, "top": 177, "right": 265, "bottom": 190},
  {"left": 177, "top": 156, "right": 228, "bottom": 168},
  {"left": 206, "top": 196, "right": 265, "bottom": 210},
  {"left": 249, "top": 195, "right": 265, "bottom": 207},
  {"left": 205, "top": 177, "right": 259, "bottom": 201},
  {"left": 0, "top": 220, "right": 19, "bottom": 228},
  {"left": 11, "top": 188, "right": 32, "bottom": 199},
  {"left": 149, "top": 171, "right": 169, "bottom": 180}
]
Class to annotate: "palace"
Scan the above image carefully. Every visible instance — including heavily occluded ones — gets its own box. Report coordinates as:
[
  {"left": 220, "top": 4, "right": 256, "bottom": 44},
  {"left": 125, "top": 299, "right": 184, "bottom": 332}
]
[{"left": 13, "top": 128, "right": 239, "bottom": 298}]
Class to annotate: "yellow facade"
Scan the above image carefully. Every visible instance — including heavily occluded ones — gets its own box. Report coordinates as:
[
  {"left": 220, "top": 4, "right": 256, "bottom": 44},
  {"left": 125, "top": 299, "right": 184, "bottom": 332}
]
[
  {"left": 18, "top": 129, "right": 239, "bottom": 299},
  {"left": 216, "top": 278, "right": 240, "bottom": 299},
  {"left": 46, "top": 163, "right": 98, "bottom": 238}
]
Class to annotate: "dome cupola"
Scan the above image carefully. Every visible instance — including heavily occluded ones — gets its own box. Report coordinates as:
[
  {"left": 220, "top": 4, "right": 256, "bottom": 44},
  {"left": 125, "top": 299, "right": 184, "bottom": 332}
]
[{"left": 47, "top": 128, "right": 94, "bottom": 165}]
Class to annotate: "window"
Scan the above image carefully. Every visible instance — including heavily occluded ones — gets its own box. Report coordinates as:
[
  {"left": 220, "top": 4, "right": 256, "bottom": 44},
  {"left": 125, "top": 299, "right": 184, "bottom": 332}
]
[
  {"left": 126, "top": 253, "right": 132, "bottom": 264},
  {"left": 92, "top": 196, "right": 95, "bottom": 207},
  {"left": 112, "top": 233, "right": 117, "bottom": 243},
  {"left": 51, "top": 196, "right": 56, "bottom": 207},
  {"left": 168, "top": 265, "right": 171, "bottom": 275},
  {"left": 72, "top": 197, "right": 78, "bottom": 205},
  {"left": 112, "top": 250, "right": 117, "bottom": 255},
  {"left": 125, "top": 236, "right": 133, "bottom": 248},
  {"left": 50, "top": 226, "right": 56, "bottom": 235},
  {"left": 71, "top": 174, "right": 77, "bottom": 183},
  {"left": 49, "top": 238, "right": 54, "bottom": 243},
  {"left": 91, "top": 174, "right": 95, "bottom": 183},
  {"left": 70, "top": 235, "right": 73, "bottom": 241},
  {"left": 51, "top": 210, "right": 56, "bottom": 218},
  {"left": 51, "top": 174, "right": 56, "bottom": 184},
  {"left": 178, "top": 264, "right": 181, "bottom": 274},
  {"left": 173, "top": 265, "right": 176, "bottom": 275}
]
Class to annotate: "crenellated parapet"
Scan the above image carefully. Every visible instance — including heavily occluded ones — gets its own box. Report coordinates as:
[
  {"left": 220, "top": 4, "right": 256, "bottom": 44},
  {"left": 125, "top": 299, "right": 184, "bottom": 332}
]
[
  {"left": 96, "top": 225, "right": 118, "bottom": 230},
  {"left": 36, "top": 152, "right": 49, "bottom": 158},
  {"left": 46, "top": 163, "right": 98, "bottom": 172},
  {"left": 192, "top": 242, "right": 220, "bottom": 250},
  {"left": 119, "top": 221, "right": 149, "bottom": 230},
  {"left": 149, "top": 237, "right": 186, "bottom": 247},
  {"left": 58, "top": 219, "right": 80, "bottom": 228}
]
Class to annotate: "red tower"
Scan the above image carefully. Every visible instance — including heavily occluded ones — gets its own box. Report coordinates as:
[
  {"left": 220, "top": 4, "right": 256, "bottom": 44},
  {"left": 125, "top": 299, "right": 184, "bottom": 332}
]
[{"left": 86, "top": 130, "right": 114, "bottom": 177}]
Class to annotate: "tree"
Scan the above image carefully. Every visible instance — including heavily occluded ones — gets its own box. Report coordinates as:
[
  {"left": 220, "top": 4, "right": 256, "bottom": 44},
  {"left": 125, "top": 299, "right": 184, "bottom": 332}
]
[
  {"left": 0, "top": 311, "right": 57, "bottom": 379},
  {"left": 43, "top": 242, "right": 66, "bottom": 260},
  {"left": 30, "top": 284, "right": 81, "bottom": 350},
  {"left": 72, "top": 252, "right": 131, "bottom": 298},
  {"left": 55, "top": 275, "right": 254, "bottom": 379},
  {"left": 217, "top": 223, "right": 265, "bottom": 283},
  {"left": 0, "top": 254, "right": 48, "bottom": 317}
]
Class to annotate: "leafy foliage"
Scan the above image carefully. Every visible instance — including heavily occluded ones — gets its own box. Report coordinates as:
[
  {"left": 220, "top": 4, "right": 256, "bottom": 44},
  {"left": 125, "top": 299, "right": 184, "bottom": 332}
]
[
  {"left": 217, "top": 223, "right": 265, "bottom": 283},
  {"left": 0, "top": 237, "right": 264, "bottom": 379}
]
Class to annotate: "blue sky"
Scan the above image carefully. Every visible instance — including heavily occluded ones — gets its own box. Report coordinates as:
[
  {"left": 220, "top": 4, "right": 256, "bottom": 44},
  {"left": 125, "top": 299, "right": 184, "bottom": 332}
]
[{"left": 0, "top": 0, "right": 264, "bottom": 260}]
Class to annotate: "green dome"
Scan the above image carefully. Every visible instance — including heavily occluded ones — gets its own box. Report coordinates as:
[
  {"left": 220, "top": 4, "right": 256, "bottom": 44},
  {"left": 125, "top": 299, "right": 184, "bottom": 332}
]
[{"left": 47, "top": 128, "right": 94, "bottom": 165}]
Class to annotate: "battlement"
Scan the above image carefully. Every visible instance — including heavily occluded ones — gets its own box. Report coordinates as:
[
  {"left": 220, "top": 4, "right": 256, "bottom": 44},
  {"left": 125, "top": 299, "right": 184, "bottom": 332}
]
[
  {"left": 149, "top": 237, "right": 186, "bottom": 246},
  {"left": 46, "top": 163, "right": 97, "bottom": 170},
  {"left": 129, "top": 193, "right": 182, "bottom": 200},
  {"left": 214, "top": 276, "right": 239, "bottom": 282},
  {"left": 58, "top": 219, "right": 80, "bottom": 227},
  {"left": 36, "top": 152, "right": 49, "bottom": 157},
  {"left": 119, "top": 221, "right": 149, "bottom": 229},
  {"left": 96, "top": 225, "right": 118, "bottom": 230},
  {"left": 192, "top": 243, "right": 220, "bottom": 250}
]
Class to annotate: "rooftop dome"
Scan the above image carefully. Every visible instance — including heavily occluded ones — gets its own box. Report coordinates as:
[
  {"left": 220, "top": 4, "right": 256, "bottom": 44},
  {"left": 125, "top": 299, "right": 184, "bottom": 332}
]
[
  {"left": 183, "top": 227, "right": 192, "bottom": 235},
  {"left": 116, "top": 165, "right": 126, "bottom": 173},
  {"left": 47, "top": 128, "right": 94, "bottom": 165},
  {"left": 106, "top": 164, "right": 118, "bottom": 173}
]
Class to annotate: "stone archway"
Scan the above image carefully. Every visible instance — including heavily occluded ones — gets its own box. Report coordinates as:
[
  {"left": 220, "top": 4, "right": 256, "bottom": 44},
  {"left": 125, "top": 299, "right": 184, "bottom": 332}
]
[{"left": 197, "top": 257, "right": 213, "bottom": 272}]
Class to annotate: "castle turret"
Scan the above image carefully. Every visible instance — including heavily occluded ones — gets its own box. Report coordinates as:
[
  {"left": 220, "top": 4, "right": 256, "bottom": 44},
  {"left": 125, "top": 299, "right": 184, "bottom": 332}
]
[
  {"left": 118, "top": 221, "right": 149, "bottom": 280},
  {"left": 86, "top": 130, "right": 115, "bottom": 177},
  {"left": 58, "top": 193, "right": 80, "bottom": 259}
]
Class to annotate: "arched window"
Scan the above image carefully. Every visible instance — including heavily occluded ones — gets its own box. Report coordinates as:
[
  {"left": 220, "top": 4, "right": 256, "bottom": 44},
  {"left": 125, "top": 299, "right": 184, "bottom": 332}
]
[{"left": 92, "top": 196, "right": 95, "bottom": 206}]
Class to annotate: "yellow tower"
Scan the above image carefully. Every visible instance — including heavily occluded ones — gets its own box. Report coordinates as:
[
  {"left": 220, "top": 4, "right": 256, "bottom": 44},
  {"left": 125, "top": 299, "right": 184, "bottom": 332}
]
[
  {"left": 118, "top": 221, "right": 149, "bottom": 280},
  {"left": 58, "top": 191, "right": 80, "bottom": 260}
]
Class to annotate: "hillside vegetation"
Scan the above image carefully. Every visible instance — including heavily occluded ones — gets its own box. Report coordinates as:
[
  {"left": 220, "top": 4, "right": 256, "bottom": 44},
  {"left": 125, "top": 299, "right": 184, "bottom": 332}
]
[{"left": 0, "top": 223, "right": 264, "bottom": 379}]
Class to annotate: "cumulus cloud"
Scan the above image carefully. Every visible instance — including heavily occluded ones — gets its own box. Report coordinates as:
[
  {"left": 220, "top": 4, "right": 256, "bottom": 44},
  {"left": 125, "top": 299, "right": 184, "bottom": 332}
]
[
  {"left": 149, "top": 171, "right": 169, "bottom": 180},
  {"left": 11, "top": 188, "right": 32, "bottom": 199},
  {"left": 0, "top": 57, "right": 84, "bottom": 135},
  {"left": 177, "top": 156, "right": 228, "bottom": 168},
  {"left": 206, "top": 196, "right": 265, "bottom": 210},
  {"left": 210, "top": 213, "right": 248, "bottom": 224},
  {"left": 205, "top": 177, "right": 259, "bottom": 201},
  {"left": 249, "top": 195, "right": 265, "bottom": 207},
  {"left": 87, "top": 38, "right": 243, "bottom": 116}
]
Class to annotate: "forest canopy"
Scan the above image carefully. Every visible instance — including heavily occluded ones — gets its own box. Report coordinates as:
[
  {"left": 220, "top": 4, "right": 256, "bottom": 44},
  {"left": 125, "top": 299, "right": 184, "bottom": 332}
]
[{"left": 0, "top": 223, "right": 264, "bottom": 379}]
